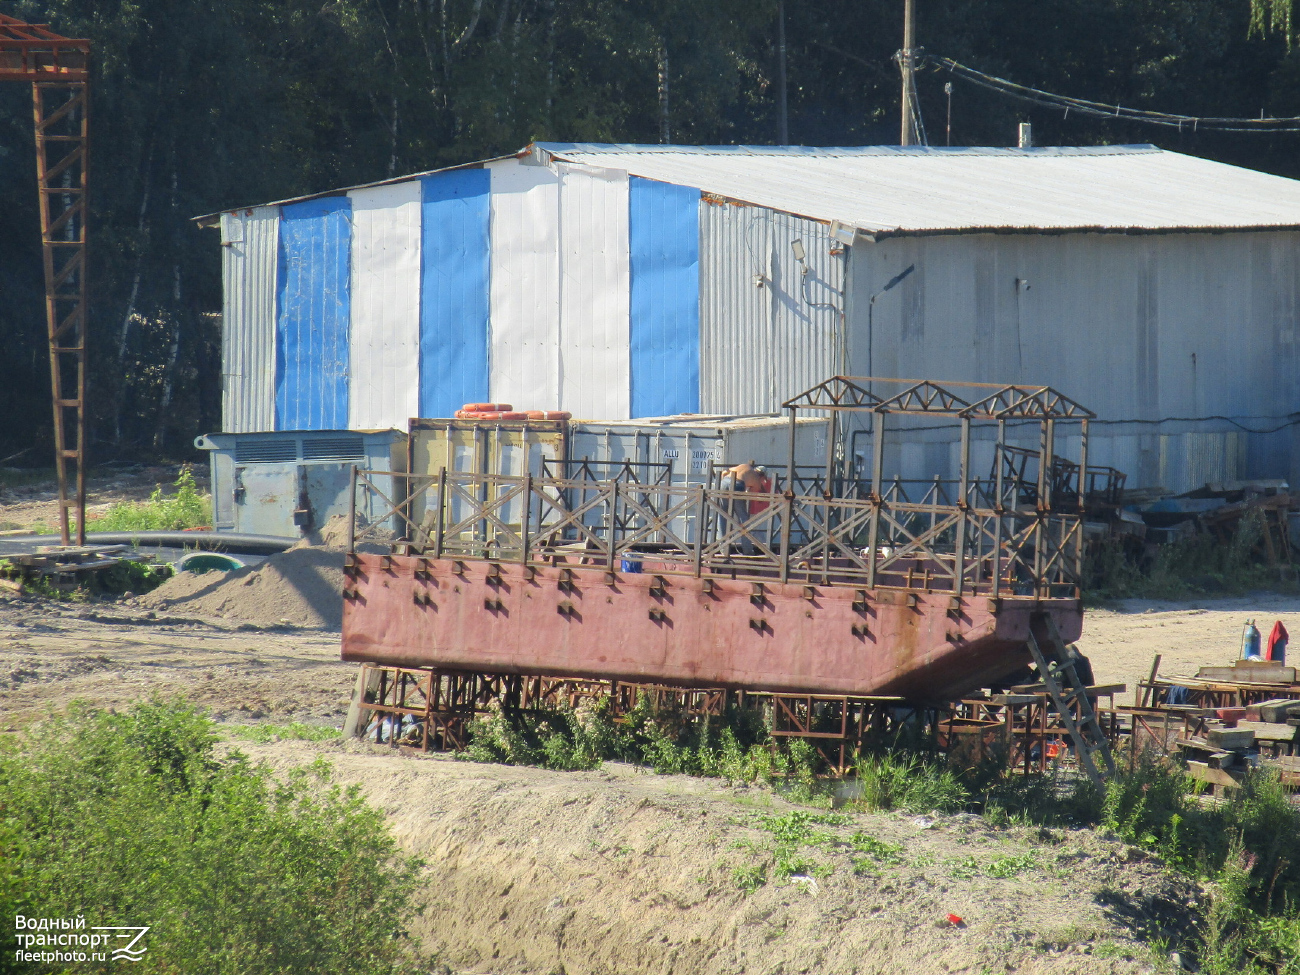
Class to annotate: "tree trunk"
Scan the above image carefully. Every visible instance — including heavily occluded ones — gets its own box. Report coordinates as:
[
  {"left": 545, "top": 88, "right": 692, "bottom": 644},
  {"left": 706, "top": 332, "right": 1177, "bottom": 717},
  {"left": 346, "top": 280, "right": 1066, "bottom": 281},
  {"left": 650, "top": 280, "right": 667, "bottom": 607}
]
[{"left": 657, "top": 43, "right": 670, "bottom": 144}]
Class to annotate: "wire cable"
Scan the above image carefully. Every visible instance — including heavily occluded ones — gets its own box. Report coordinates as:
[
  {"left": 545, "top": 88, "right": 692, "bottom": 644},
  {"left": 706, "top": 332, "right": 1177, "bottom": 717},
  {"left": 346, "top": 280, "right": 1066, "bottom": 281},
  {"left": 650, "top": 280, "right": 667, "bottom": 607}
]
[{"left": 930, "top": 55, "right": 1300, "bottom": 133}]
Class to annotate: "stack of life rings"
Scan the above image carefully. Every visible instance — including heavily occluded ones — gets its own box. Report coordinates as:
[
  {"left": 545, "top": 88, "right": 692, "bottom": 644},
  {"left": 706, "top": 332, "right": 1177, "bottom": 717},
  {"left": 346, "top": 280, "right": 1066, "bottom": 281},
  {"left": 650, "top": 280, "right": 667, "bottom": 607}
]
[{"left": 453, "top": 403, "right": 572, "bottom": 421}]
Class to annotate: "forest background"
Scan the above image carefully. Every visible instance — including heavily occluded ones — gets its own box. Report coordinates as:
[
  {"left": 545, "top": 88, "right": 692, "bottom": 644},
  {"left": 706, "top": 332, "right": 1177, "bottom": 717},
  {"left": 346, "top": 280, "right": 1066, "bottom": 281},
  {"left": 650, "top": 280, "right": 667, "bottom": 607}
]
[{"left": 1, "top": 0, "right": 1298, "bottom": 462}]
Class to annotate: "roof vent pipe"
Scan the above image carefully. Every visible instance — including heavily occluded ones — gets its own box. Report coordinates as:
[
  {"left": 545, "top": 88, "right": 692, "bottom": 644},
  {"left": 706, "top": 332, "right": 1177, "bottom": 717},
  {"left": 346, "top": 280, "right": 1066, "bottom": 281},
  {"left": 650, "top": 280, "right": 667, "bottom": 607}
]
[{"left": 1018, "top": 123, "right": 1033, "bottom": 148}]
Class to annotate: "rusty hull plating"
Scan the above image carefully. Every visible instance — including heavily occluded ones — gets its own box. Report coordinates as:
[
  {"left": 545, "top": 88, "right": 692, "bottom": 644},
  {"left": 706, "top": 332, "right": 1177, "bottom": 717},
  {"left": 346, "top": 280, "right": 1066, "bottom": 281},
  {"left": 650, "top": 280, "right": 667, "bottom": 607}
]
[
  {"left": 341, "top": 556, "right": 1080, "bottom": 700},
  {"left": 342, "top": 377, "right": 1095, "bottom": 702}
]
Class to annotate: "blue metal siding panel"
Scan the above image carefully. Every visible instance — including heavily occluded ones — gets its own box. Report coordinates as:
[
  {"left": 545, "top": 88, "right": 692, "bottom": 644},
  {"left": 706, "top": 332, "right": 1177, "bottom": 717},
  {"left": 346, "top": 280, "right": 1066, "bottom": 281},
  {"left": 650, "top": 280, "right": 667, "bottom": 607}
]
[
  {"left": 629, "top": 178, "right": 700, "bottom": 417},
  {"left": 275, "top": 197, "right": 352, "bottom": 430},
  {"left": 420, "top": 169, "right": 491, "bottom": 417}
]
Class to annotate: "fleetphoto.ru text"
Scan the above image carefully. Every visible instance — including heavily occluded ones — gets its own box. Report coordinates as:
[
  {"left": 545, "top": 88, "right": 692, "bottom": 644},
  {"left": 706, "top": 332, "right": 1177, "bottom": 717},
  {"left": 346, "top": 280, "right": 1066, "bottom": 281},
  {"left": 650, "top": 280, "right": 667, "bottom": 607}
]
[{"left": 14, "top": 914, "right": 149, "bottom": 965}]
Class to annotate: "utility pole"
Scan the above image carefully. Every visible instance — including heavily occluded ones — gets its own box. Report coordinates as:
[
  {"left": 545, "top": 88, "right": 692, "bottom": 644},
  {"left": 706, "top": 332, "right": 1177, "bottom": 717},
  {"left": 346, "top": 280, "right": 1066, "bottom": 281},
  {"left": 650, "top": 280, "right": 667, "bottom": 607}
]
[
  {"left": 899, "top": 0, "right": 918, "bottom": 146},
  {"left": 777, "top": 0, "right": 789, "bottom": 144}
]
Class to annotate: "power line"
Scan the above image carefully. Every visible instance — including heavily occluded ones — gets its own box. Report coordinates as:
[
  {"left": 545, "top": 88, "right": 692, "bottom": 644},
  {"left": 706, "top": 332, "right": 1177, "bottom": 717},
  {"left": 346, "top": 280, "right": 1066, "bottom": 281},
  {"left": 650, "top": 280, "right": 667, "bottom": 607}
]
[{"left": 930, "top": 55, "right": 1300, "bottom": 134}]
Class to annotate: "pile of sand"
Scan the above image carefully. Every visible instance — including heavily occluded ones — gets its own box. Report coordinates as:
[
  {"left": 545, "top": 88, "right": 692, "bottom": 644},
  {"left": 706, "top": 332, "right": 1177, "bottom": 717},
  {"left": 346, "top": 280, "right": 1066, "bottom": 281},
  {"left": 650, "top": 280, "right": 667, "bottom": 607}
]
[{"left": 140, "top": 545, "right": 345, "bottom": 629}]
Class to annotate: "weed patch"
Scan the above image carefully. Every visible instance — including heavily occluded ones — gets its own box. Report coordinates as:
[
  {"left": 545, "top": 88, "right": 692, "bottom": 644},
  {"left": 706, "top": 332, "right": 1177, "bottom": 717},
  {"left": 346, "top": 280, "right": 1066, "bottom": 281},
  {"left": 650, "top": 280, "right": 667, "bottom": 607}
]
[
  {"left": 227, "top": 722, "right": 343, "bottom": 744},
  {"left": 91, "top": 466, "right": 211, "bottom": 532}
]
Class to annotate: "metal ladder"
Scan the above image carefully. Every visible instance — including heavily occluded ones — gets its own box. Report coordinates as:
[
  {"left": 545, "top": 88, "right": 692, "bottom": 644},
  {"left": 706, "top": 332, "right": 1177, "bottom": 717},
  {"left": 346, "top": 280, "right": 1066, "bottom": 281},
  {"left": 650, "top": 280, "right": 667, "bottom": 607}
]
[{"left": 1026, "top": 613, "right": 1116, "bottom": 787}]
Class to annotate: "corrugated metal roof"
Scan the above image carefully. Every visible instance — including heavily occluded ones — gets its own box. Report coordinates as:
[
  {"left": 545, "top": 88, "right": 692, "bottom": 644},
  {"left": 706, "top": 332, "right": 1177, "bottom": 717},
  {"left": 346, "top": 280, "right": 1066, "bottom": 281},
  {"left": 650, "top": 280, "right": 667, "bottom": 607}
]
[{"left": 535, "top": 143, "right": 1300, "bottom": 236}]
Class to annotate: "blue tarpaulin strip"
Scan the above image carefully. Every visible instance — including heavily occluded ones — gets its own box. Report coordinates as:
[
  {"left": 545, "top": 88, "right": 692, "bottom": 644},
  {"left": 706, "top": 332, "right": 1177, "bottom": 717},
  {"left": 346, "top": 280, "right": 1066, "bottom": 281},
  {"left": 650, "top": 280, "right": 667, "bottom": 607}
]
[
  {"left": 275, "top": 196, "right": 352, "bottom": 430},
  {"left": 420, "top": 169, "right": 491, "bottom": 417},
  {"left": 629, "top": 177, "right": 700, "bottom": 418}
]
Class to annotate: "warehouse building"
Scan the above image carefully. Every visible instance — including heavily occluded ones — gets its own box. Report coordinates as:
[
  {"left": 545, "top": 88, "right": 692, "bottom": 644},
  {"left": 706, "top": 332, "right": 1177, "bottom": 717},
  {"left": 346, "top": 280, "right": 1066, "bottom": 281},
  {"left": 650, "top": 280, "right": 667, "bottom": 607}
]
[{"left": 199, "top": 142, "right": 1300, "bottom": 492}]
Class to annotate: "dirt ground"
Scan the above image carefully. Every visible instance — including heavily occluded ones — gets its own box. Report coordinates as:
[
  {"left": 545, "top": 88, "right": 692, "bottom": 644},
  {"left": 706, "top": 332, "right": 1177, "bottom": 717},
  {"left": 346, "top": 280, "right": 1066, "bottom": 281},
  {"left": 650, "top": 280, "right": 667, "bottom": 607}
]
[
  {"left": 1078, "top": 593, "right": 1300, "bottom": 701},
  {"left": 5, "top": 566, "right": 1296, "bottom": 972},
  {"left": 0, "top": 464, "right": 205, "bottom": 534},
  {"left": 239, "top": 737, "right": 1195, "bottom": 975}
]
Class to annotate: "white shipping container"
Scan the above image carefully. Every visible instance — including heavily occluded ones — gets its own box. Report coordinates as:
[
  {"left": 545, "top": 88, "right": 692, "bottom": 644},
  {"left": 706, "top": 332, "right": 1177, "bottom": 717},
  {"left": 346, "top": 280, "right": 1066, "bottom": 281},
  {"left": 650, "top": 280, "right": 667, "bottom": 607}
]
[{"left": 568, "top": 414, "right": 829, "bottom": 487}]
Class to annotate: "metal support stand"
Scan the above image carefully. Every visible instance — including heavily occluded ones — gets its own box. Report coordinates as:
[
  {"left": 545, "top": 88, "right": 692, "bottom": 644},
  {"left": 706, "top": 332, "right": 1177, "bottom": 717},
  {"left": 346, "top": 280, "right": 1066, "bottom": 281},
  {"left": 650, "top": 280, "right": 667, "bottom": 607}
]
[{"left": 1, "top": 17, "right": 90, "bottom": 545}]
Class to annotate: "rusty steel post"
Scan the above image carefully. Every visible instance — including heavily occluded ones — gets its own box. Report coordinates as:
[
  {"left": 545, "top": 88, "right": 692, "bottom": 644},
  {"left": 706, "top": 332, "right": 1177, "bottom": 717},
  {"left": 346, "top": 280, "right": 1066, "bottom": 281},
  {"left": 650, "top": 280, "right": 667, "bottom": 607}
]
[
  {"left": 347, "top": 464, "right": 357, "bottom": 551},
  {"left": 694, "top": 483, "right": 706, "bottom": 577},
  {"left": 1075, "top": 418, "right": 1089, "bottom": 589},
  {"left": 520, "top": 473, "right": 532, "bottom": 565},
  {"left": 786, "top": 406, "right": 797, "bottom": 490},
  {"left": 866, "top": 412, "right": 884, "bottom": 589},
  {"left": 955, "top": 416, "right": 970, "bottom": 596},
  {"left": 434, "top": 466, "right": 447, "bottom": 559},
  {"left": 992, "top": 418, "right": 1005, "bottom": 596}
]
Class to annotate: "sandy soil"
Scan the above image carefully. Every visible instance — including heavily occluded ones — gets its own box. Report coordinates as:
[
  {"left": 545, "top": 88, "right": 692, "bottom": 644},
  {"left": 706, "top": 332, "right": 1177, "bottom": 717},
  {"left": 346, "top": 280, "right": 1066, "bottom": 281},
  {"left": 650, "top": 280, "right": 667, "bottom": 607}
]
[
  {"left": 0, "top": 593, "right": 351, "bottom": 730},
  {"left": 1078, "top": 593, "right": 1300, "bottom": 702},
  {"left": 240, "top": 737, "right": 1195, "bottom": 975}
]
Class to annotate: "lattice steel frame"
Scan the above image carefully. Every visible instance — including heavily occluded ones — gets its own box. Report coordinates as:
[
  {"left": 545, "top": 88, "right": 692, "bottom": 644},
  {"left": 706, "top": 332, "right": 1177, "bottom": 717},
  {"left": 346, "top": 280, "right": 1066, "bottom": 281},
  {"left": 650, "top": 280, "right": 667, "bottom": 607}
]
[{"left": 0, "top": 15, "right": 90, "bottom": 545}]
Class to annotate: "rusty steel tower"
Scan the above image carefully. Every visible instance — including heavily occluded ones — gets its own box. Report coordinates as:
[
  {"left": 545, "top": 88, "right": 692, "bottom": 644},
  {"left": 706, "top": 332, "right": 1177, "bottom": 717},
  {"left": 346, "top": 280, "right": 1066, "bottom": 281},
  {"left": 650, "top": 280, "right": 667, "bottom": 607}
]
[{"left": 0, "top": 14, "right": 90, "bottom": 545}]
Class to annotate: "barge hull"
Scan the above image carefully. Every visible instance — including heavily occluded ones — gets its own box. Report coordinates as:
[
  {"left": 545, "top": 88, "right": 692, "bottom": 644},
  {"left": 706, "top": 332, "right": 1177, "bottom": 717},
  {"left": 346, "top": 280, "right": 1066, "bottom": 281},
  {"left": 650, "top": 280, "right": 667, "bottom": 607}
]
[{"left": 341, "top": 555, "right": 1082, "bottom": 700}]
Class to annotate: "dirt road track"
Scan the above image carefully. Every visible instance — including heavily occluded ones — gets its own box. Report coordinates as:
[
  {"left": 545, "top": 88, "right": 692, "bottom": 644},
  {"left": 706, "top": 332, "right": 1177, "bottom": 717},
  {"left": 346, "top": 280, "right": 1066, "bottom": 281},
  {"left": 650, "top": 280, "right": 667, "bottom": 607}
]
[{"left": 0, "top": 593, "right": 352, "bottom": 729}]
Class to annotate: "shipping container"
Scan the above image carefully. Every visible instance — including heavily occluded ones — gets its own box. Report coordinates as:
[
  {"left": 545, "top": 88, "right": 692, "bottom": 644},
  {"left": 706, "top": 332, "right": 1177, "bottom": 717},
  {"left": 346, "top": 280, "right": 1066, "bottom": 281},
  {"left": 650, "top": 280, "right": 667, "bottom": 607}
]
[
  {"left": 569, "top": 414, "right": 829, "bottom": 485},
  {"left": 196, "top": 429, "right": 407, "bottom": 538}
]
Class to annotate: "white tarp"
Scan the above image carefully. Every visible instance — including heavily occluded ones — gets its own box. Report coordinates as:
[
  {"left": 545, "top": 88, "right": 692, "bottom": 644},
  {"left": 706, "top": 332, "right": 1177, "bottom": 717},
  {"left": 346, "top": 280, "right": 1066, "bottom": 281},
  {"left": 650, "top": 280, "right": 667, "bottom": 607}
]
[
  {"left": 489, "top": 162, "right": 562, "bottom": 411},
  {"left": 348, "top": 181, "right": 422, "bottom": 429},
  {"left": 489, "top": 161, "right": 632, "bottom": 418},
  {"left": 556, "top": 163, "right": 631, "bottom": 419}
]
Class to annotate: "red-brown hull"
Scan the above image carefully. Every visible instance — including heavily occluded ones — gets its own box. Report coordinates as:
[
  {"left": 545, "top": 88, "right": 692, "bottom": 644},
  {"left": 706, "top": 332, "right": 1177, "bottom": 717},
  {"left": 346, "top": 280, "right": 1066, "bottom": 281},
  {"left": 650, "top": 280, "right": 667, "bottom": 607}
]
[{"left": 340, "top": 555, "right": 1082, "bottom": 701}]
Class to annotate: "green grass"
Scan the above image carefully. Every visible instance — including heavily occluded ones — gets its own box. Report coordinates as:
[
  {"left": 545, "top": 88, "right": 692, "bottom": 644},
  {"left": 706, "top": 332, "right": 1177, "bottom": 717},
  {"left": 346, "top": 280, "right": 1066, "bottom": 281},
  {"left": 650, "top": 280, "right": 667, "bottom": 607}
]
[
  {"left": 227, "top": 722, "right": 344, "bottom": 744},
  {"left": 0, "top": 698, "right": 424, "bottom": 975},
  {"left": 89, "top": 465, "right": 211, "bottom": 532}
]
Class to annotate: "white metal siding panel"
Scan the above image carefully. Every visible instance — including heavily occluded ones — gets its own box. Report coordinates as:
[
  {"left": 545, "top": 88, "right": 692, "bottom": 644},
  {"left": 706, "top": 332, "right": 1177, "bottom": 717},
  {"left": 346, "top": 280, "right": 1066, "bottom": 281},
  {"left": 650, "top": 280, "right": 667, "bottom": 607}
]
[
  {"left": 557, "top": 165, "right": 631, "bottom": 419},
  {"left": 347, "top": 182, "right": 423, "bottom": 430},
  {"left": 489, "top": 162, "right": 561, "bottom": 410},
  {"left": 699, "top": 202, "right": 841, "bottom": 415},
  {"left": 221, "top": 207, "right": 278, "bottom": 432},
  {"left": 700, "top": 202, "right": 771, "bottom": 415},
  {"left": 847, "top": 230, "right": 1300, "bottom": 490}
]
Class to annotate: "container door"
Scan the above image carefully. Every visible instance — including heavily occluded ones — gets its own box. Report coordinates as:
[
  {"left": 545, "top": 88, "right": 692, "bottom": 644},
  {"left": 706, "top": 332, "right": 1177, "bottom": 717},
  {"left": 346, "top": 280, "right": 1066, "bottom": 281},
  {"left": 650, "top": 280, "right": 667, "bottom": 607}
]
[
  {"left": 304, "top": 463, "right": 355, "bottom": 534},
  {"left": 210, "top": 452, "right": 236, "bottom": 530},
  {"left": 233, "top": 464, "right": 300, "bottom": 537}
]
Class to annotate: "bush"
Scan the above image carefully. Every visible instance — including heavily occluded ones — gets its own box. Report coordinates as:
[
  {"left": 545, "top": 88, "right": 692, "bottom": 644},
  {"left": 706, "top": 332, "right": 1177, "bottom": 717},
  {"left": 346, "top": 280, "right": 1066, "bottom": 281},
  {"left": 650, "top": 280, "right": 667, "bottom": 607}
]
[
  {"left": 852, "top": 752, "right": 969, "bottom": 814},
  {"left": 91, "top": 466, "right": 211, "bottom": 532},
  {"left": 1085, "top": 510, "right": 1298, "bottom": 602},
  {"left": 0, "top": 698, "right": 423, "bottom": 975},
  {"left": 462, "top": 695, "right": 824, "bottom": 790}
]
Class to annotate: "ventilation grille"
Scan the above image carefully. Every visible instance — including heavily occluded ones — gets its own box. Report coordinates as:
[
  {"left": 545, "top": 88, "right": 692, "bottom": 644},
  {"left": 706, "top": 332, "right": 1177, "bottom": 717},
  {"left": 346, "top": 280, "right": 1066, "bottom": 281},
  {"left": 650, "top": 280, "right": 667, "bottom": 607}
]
[
  {"left": 301, "top": 436, "right": 366, "bottom": 461},
  {"left": 235, "top": 439, "right": 298, "bottom": 464}
]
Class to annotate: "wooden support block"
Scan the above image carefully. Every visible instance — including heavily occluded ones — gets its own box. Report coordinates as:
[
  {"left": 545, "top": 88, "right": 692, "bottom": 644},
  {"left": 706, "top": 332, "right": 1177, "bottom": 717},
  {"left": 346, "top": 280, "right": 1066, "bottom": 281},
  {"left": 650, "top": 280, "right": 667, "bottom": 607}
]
[
  {"left": 1207, "top": 728, "right": 1256, "bottom": 749},
  {"left": 1246, "top": 699, "right": 1300, "bottom": 723},
  {"left": 1207, "top": 752, "right": 1238, "bottom": 770},
  {"left": 1198, "top": 665, "right": 1296, "bottom": 684},
  {"left": 1187, "top": 761, "right": 1243, "bottom": 789},
  {"left": 1237, "top": 720, "right": 1298, "bottom": 743}
]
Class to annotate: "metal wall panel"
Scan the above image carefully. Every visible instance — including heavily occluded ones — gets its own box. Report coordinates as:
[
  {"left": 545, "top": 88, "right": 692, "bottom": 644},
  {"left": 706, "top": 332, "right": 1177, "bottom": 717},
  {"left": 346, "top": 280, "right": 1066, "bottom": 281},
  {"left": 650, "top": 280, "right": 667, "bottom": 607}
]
[
  {"left": 276, "top": 196, "right": 352, "bottom": 431},
  {"left": 700, "top": 201, "right": 845, "bottom": 415},
  {"left": 848, "top": 230, "right": 1300, "bottom": 490},
  {"left": 419, "top": 168, "right": 491, "bottom": 418},
  {"left": 556, "top": 164, "right": 631, "bottom": 419},
  {"left": 348, "top": 182, "right": 422, "bottom": 430},
  {"left": 488, "top": 162, "right": 561, "bottom": 411},
  {"left": 220, "top": 207, "right": 278, "bottom": 433},
  {"left": 629, "top": 177, "right": 700, "bottom": 418}
]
